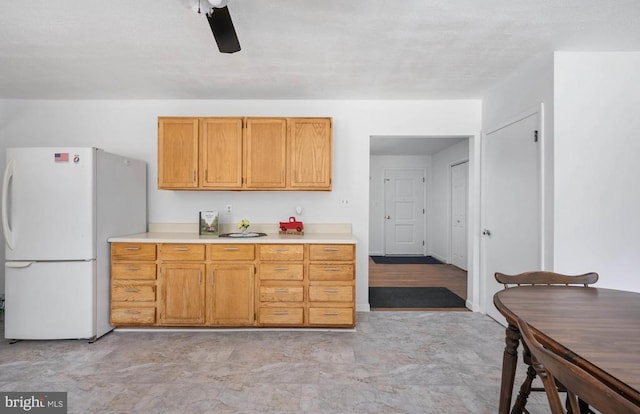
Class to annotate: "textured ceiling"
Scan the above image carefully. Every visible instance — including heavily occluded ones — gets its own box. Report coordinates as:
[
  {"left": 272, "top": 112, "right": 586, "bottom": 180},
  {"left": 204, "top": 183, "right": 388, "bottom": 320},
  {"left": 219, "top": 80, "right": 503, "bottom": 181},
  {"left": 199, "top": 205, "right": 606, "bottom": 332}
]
[{"left": 1, "top": 0, "right": 640, "bottom": 100}]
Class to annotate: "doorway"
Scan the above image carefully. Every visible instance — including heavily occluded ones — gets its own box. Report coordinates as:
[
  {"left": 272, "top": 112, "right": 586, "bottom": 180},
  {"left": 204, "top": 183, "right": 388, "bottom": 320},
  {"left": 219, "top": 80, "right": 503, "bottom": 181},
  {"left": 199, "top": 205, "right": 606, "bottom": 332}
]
[{"left": 369, "top": 136, "right": 470, "bottom": 310}]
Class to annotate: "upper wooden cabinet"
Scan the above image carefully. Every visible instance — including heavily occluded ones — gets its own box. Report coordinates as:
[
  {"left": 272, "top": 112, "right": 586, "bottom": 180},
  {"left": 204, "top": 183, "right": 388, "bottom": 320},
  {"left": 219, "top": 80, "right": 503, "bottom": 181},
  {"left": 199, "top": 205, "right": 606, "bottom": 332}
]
[
  {"left": 157, "top": 117, "right": 199, "bottom": 189},
  {"left": 289, "top": 118, "right": 332, "bottom": 189},
  {"left": 245, "top": 118, "right": 287, "bottom": 189},
  {"left": 157, "top": 116, "right": 332, "bottom": 191},
  {"left": 200, "top": 117, "right": 243, "bottom": 189}
]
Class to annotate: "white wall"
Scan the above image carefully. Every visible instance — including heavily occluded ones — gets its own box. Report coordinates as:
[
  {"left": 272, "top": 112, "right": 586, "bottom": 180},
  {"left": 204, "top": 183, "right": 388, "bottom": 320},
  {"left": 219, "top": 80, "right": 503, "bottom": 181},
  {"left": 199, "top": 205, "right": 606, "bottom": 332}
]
[
  {"left": 369, "top": 155, "right": 430, "bottom": 256},
  {"left": 0, "top": 99, "right": 482, "bottom": 310},
  {"left": 554, "top": 52, "right": 640, "bottom": 291},
  {"left": 429, "top": 140, "right": 470, "bottom": 262}
]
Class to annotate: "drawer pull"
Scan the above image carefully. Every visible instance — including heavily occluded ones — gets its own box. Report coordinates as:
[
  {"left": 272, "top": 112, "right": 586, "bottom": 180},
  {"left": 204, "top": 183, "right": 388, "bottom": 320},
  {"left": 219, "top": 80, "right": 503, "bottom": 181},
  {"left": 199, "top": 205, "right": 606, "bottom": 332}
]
[
  {"left": 125, "top": 247, "right": 140, "bottom": 251},
  {"left": 125, "top": 266, "right": 141, "bottom": 271},
  {"left": 275, "top": 248, "right": 289, "bottom": 252},
  {"left": 124, "top": 288, "right": 140, "bottom": 293},
  {"left": 273, "top": 311, "right": 289, "bottom": 316},
  {"left": 173, "top": 247, "right": 190, "bottom": 251},
  {"left": 323, "top": 312, "right": 339, "bottom": 316},
  {"left": 323, "top": 247, "right": 340, "bottom": 251},
  {"left": 125, "top": 310, "right": 141, "bottom": 314},
  {"left": 274, "top": 289, "right": 289, "bottom": 293},
  {"left": 223, "top": 247, "right": 240, "bottom": 251},
  {"left": 323, "top": 267, "right": 340, "bottom": 271},
  {"left": 323, "top": 289, "right": 338, "bottom": 294},
  {"left": 273, "top": 267, "right": 289, "bottom": 271}
]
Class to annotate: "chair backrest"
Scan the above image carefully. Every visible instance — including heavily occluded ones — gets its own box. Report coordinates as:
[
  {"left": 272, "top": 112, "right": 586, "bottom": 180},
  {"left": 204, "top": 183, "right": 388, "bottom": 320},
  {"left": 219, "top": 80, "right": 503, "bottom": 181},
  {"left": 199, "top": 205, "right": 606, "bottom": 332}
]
[
  {"left": 517, "top": 317, "right": 640, "bottom": 414},
  {"left": 494, "top": 271, "right": 598, "bottom": 289}
]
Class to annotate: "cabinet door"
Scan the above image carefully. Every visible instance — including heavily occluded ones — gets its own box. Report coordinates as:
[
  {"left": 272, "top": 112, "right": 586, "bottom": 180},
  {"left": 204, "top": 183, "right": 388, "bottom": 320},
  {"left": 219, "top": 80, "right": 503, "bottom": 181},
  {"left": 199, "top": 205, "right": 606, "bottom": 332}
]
[
  {"left": 158, "top": 263, "right": 205, "bottom": 325},
  {"left": 206, "top": 264, "right": 254, "bottom": 325},
  {"left": 158, "top": 117, "right": 199, "bottom": 189},
  {"left": 244, "top": 118, "right": 287, "bottom": 189},
  {"left": 289, "top": 118, "right": 332, "bottom": 190},
  {"left": 200, "top": 118, "right": 243, "bottom": 189}
]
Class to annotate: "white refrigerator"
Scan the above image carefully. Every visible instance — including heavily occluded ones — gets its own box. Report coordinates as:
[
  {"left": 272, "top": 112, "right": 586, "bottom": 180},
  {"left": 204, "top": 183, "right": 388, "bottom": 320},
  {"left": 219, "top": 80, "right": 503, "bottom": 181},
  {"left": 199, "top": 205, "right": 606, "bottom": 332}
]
[{"left": 2, "top": 147, "right": 146, "bottom": 341}]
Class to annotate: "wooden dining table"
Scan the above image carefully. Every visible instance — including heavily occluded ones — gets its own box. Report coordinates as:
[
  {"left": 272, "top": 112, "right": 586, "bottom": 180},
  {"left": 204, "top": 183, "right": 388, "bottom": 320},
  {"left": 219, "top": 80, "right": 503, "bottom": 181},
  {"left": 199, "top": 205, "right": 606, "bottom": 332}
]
[{"left": 493, "top": 286, "right": 640, "bottom": 414}]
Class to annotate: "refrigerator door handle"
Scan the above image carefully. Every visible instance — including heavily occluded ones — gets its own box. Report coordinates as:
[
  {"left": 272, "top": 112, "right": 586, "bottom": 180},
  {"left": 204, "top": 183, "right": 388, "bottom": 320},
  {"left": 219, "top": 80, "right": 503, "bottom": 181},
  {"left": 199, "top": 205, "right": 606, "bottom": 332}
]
[
  {"left": 2, "top": 159, "right": 15, "bottom": 250},
  {"left": 6, "top": 261, "right": 34, "bottom": 268}
]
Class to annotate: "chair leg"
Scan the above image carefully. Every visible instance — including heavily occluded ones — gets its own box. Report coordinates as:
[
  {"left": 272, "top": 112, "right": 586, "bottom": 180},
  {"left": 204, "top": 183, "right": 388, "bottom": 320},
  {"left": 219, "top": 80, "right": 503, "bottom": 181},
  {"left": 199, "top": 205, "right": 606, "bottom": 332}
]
[{"left": 510, "top": 345, "right": 537, "bottom": 414}]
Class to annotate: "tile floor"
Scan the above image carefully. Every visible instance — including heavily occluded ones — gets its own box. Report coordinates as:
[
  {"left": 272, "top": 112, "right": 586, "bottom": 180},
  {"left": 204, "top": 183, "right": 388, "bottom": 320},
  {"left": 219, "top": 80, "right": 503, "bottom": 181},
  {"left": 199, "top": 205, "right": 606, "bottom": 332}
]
[{"left": 1, "top": 312, "right": 550, "bottom": 413}]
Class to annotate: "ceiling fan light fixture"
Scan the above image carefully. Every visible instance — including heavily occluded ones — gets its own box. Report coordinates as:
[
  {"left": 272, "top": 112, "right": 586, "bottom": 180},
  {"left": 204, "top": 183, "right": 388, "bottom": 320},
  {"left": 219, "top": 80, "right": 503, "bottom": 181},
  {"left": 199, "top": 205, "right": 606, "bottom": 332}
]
[
  {"left": 206, "top": 5, "right": 241, "bottom": 53},
  {"left": 207, "top": 0, "right": 230, "bottom": 8}
]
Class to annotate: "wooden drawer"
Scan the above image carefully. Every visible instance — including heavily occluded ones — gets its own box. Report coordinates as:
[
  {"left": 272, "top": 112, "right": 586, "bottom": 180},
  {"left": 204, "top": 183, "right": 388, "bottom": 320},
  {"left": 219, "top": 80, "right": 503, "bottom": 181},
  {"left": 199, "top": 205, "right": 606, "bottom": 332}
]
[
  {"left": 112, "top": 281, "right": 156, "bottom": 302},
  {"left": 260, "top": 286, "right": 303, "bottom": 302},
  {"left": 308, "top": 307, "right": 354, "bottom": 326},
  {"left": 111, "top": 243, "right": 156, "bottom": 261},
  {"left": 309, "top": 264, "right": 354, "bottom": 281},
  {"left": 112, "top": 263, "right": 157, "bottom": 280},
  {"left": 259, "top": 263, "right": 304, "bottom": 281},
  {"left": 159, "top": 244, "right": 205, "bottom": 261},
  {"left": 309, "top": 244, "right": 354, "bottom": 261},
  {"left": 308, "top": 285, "right": 353, "bottom": 302},
  {"left": 259, "top": 244, "right": 304, "bottom": 261},
  {"left": 259, "top": 307, "right": 304, "bottom": 325},
  {"left": 111, "top": 306, "right": 156, "bottom": 325},
  {"left": 208, "top": 244, "right": 254, "bottom": 261}
]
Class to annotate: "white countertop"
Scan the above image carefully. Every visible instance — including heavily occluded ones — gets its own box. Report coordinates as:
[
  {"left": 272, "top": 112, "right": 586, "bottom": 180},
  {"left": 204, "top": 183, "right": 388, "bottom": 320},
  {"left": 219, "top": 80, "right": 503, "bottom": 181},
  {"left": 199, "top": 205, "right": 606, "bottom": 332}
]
[{"left": 109, "top": 231, "right": 357, "bottom": 244}]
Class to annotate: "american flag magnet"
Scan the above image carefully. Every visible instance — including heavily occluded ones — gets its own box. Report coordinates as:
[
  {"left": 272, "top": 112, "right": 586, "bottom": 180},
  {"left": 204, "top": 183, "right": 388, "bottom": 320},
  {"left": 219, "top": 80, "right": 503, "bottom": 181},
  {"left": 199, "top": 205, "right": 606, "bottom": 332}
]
[{"left": 54, "top": 152, "right": 69, "bottom": 162}]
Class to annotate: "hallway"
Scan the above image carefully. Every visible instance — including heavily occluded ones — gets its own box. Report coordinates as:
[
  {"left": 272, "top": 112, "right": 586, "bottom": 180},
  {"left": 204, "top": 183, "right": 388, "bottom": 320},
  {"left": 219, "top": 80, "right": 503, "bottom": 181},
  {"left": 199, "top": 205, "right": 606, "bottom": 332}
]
[{"left": 369, "top": 259, "right": 468, "bottom": 311}]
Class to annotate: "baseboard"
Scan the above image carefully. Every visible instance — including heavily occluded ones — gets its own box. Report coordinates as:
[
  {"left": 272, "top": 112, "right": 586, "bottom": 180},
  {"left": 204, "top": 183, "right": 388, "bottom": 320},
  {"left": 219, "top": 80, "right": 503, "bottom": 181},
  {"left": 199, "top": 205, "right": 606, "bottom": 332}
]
[
  {"left": 356, "top": 303, "right": 371, "bottom": 312},
  {"left": 429, "top": 252, "right": 448, "bottom": 263}
]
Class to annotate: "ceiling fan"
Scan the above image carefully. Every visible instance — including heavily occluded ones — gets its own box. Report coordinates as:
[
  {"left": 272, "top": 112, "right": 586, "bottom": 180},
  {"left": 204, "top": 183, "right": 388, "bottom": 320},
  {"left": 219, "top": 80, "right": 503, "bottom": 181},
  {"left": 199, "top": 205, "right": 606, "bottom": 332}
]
[{"left": 197, "top": 0, "right": 241, "bottom": 53}]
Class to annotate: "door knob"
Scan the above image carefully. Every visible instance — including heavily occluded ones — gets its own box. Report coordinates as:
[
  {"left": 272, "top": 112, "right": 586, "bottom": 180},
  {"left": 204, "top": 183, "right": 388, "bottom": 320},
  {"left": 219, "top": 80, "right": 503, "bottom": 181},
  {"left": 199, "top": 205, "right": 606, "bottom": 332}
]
[
  {"left": 482, "top": 229, "right": 491, "bottom": 236},
  {"left": 385, "top": 215, "right": 391, "bottom": 219}
]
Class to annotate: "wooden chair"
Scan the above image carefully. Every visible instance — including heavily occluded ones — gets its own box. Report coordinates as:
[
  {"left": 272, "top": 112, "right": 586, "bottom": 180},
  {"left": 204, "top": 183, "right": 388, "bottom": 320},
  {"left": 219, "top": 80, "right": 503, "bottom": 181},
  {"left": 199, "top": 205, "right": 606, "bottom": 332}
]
[
  {"left": 517, "top": 317, "right": 640, "bottom": 414},
  {"left": 495, "top": 271, "right": 598, "bottom": 414}
]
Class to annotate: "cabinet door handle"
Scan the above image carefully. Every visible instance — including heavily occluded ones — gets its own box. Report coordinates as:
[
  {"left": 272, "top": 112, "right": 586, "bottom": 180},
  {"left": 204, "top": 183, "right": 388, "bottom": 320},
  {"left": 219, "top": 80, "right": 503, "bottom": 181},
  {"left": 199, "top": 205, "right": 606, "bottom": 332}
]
[
  {"left": 125, "top": 247, "right": 140, "bottom": 251},
  {"left": 198, "top": 271, "right": 202, "bottom": 285},
  {"left": 323, "top": 247, "right": 340, "bottom": 251},
  {"left": 323, "top": 267, "right": 340, "bottom": 271},
  {"left": 211, "top": 271, "right": 215, "bottom": 287},
  {"left": 192, "top": 170, "right": 196, "bottom": 182},
  {"left": 275, "top": 248, "right": 289, "bottom": 252},
  {"left": 125, "top": 310, "right": 141, "bottom": 314},
  {"left": 125, "top": 266, "right": 141, "bottom": 271},
  {"left": 273, "top": 267, "right": 289, "bottom": 271},
  {"left": 224, "top": 247, "right": 239, "bottom": 251},
  {"left": 323, "top": 289, "right": 338, "bottom": 294},
  {"left": 273, "top": 311, "right": 289, "bottom": 316},
  {"left": 323, "top": 312, "right": 339, "bottom": 316},
  {"left": 124, "top": 288, "right": 140, "bottom": 293},
  {"left": 274, "top": 289, "right": 289, "bottom": 293},
  {"left": 174, "top": 247, "right": 190, "bottom": 251}
]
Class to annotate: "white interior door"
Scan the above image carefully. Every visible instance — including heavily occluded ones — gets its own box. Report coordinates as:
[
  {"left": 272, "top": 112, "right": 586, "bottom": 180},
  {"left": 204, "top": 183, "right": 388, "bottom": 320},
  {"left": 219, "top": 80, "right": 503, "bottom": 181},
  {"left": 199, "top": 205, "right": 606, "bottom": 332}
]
[
  {"left": 383, "top": 168, "right": 426, "bottom": 255},
  {"left": 450, "top": 161, "right": 468, "bottom": 270},
  {"left": 482, "top": 112, "right": 541, "bottom": 323}
]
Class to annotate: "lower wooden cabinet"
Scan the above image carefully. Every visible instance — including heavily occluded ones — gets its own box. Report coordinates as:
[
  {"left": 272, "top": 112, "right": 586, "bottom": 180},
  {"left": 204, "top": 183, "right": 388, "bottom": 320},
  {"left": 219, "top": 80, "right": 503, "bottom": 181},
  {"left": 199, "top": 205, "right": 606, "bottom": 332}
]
[
  {"left": 110, "top": 241, "right": 355, "bottom": 329},
  {"left": 158, "top": 263, "right": 206, "bottom": 325},
  {"left": 206, "top": 263, "right": 254, "bottom": 325}
]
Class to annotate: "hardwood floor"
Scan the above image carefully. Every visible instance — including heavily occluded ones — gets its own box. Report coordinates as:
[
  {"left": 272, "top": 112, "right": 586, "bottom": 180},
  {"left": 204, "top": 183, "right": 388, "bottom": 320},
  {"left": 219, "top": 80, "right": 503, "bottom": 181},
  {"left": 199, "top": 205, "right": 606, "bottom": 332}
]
[{"left": 369, "top": 257, "right": 468, "bottom": 311}]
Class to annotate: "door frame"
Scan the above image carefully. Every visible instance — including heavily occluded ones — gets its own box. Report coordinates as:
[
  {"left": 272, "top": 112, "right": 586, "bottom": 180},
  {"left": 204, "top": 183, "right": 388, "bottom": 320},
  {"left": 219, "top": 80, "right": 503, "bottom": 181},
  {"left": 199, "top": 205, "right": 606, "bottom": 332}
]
[
  {"left": 479, "top": 103, "right": 546, "bottom": 316},
  {"left": 382, "top": 167, "right": 427, "bottom": 256},
  {"left": 449, "top": 159, "right": 469, "bottom": 270}
]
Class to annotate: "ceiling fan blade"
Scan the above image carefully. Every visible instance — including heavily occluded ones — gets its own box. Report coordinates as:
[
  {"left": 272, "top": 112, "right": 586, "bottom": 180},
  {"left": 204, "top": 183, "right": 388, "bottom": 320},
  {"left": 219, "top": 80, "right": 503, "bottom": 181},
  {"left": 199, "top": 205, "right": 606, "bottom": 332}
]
[{"left": 206, "top": 6, "right": 241, "bottom": 54}]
